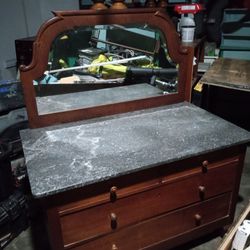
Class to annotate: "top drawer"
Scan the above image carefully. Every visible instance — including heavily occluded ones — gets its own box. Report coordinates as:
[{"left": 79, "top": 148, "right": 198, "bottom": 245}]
[{"left": 59, "top": 153, "right": 241, "bottom": 214}]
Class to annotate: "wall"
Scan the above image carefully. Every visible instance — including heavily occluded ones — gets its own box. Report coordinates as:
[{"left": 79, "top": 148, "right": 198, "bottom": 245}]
[
  {"left": 0, "top": 0, "right": 78, "bottom": 81},
  {"left": 0, "top": 0, "right": 28, "bottom": 80},
  {"left": 40, "top": 0, "right": 79, "bottom": 22}
]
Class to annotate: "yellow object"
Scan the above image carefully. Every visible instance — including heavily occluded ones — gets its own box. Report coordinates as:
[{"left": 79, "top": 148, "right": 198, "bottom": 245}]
[
  {"left": 88, "top": 54, "right": 127, "bottom": 78},
  {"left": 87, "top": 54, "right": 159, "bottom": 79},
  {"left": 194, "top": 81, "right": 203, "bottom": 92},
  {"left": 59, "top": 59, "right": 68, "bottom": 68},
  {"left": 88, "top": 54, "right": 108, "bottom": 74},
  {"left": 102, "top": 64, "right": 127, "bottom": 78}
]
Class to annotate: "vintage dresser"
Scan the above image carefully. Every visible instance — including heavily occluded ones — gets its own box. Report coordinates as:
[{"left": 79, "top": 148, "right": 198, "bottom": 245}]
[{"left": 19, "top": 8, "right": 250, "bottom": 250}]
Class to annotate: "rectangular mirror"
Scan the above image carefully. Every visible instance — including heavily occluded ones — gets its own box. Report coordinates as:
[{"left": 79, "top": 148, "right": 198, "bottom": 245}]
[{"left": 35, "top": 24, "right": 178, "bottom": 115}]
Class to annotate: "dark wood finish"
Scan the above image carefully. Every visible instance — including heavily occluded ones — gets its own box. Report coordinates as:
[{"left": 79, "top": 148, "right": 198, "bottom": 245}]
[
  {"left": 15, "top": 36, "right": 35, "bottom": 69},
  {"left": 46, "top": 207, "right": 64, "bottom": 250},
  {"left": 20, "top": 8, "right": 194, "bottom": 128},
  {"left": 41, "top": 145, "right": 246, "bottom": 250},
  {"left": 59, "top": 158, "right": 238, "bottom": 247},
  {"left": 68, "top": 193, "right": 232, "bottom": 250}
]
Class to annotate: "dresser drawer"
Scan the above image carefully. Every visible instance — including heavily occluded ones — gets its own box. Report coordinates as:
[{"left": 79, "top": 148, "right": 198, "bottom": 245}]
[
  {"left": 60, "top": 157, "right": 238, "bottom": 248},
  {"left": 59, "top": 153, "right": 240, "bottom": 216},
  {"left": 71, "top": 193, "right": 231, "bottom": 250}
]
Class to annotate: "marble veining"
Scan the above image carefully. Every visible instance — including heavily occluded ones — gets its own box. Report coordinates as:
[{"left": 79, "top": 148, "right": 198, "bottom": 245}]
[
  {"left": 36, "top": 84, "right": 162, "bottom": 115},
  {"left": 20, "top": 102, "right": 250, "bottom": 198}
]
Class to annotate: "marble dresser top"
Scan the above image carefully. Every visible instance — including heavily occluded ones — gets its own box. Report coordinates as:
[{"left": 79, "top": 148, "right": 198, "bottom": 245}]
[
  {"left": 20, "top": 102, "right": 250, "bottom": 198},
  {"left": 36, "top": 84, "right": 162, "bottom": 115}
]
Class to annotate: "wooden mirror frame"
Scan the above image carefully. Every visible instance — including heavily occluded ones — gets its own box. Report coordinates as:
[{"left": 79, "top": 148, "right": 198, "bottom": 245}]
[{"left": 20, "top": 8, "right": 194, "bottom": 128}]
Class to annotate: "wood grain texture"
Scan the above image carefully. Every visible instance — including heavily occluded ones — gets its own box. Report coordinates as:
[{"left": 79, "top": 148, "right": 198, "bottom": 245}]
[
  {"left": 201, "top": 58, "right": 250, "bottom": 92},
  {"left": 60, "top": 158, "right": 238, "bottom": 247},
  {"left": 69, "top": 193, "right": 231, "bottom": 250}
]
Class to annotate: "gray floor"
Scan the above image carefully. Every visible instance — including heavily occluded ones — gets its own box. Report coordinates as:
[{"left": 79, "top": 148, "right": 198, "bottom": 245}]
[{"left": 5, "top": 147, "right": 250, "bottom": 250}]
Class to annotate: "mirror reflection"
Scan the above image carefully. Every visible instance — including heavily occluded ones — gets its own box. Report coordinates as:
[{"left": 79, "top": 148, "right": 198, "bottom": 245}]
[{"left": 34, "top": 24, "right": 178, "bottom": 115}]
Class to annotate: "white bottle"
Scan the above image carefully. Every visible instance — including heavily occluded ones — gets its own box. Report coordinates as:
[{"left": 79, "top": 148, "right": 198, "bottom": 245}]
[{"left": 180, "top": 14, "right": 195, "bottom": 43}]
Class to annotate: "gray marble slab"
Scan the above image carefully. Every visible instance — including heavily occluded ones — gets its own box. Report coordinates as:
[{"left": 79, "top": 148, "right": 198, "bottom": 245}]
[
  {"left": 20, "top": 102, "right": 250, "bottom": 198},
  {"left": 36, "top": 83, "right": 162, "bottom": 115}
]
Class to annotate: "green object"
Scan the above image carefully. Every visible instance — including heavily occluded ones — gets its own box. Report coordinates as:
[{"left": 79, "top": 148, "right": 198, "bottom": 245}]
[
  {"left": 59, "top": 59, "right": 68, "bottom": 68},
  {"left": 68, "top": 57, "right": 77, "bottom": 67}
]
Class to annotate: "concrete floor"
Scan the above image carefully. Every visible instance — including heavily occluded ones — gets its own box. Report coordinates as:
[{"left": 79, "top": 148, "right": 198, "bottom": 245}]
[{"left": 5, "top": 147, "right": 250, "bottom": 250}]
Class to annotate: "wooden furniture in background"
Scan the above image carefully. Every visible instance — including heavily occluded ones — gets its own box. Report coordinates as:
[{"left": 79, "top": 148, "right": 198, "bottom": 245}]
[
  {"left": 201, "top": 58, "right": 250, "bottom": 130},
  {"left": 15, "top": 36, "right": 35, "bottom": 69}
]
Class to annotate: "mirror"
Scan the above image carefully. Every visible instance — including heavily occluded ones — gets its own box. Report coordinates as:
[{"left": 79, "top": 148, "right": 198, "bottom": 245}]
[
  {"left": 20, "top": 9, "right": 194, "bottom": 128},
  {"left": 34, "top": 24, "right": 178, "bottom": 115}
]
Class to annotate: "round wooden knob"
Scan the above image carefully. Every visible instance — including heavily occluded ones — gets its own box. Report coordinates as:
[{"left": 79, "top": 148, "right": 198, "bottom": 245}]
[
  {"left": 202, "top": 160, "right": 209, "bottom": 172},
  {"left": 195, "top": 214, "right": 202, "bottom": 226},
  {"left": 110, "top": 213, "right": 117, "bottom": 229},
  {"left": 198, "top": 185, "right": 206, "bottom": 193},
  {"left": 110, "top": 186, "right": 117, "bottom": 202},
  {"left": 112, "top": 244, "right": 118, "bottom": 250},
  {"left": 198, "top": 185, "right": 206, "bottom": 199}
]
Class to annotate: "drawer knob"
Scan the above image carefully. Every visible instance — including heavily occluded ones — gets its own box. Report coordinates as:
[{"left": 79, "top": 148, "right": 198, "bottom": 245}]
[
  {"left": 110, "top": 213, "right": 117, "bottom": 229},
  {"left": 194, "top": 214, "right": 202, "bottom": 226},
  {"left": 110, "top": 186, "right": 117, "bottom": 202},
  {"left": 198, "top": 185, "right": 206, "bottom": 199},
  {"left": 202, "top": 160, "right": 209, "bottom": 173},
  {"left": 112, "top": 244, "right": 118, "bottom": 250}
]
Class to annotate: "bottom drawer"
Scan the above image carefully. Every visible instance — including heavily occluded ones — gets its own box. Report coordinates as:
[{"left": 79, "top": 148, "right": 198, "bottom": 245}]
[{"left": 70, "top": 193, "right": 231, "bottom": 250}]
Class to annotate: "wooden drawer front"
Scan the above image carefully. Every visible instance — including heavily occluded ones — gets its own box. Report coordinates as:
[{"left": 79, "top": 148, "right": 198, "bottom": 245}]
[
  {"left": 61, "top": 176, "right": 201, "bottom": 247},
  {"left": 59, "top": 155, "right": 240, "bottom": 215},
  {"left": 72, "top": 193, "right": 231, "bottom": 250},
  {"left": 203, "top": 159, "right": 238, "bottom": 198},
  {"left": 60, "top": 159, "right": 237, "bottom": 248}
]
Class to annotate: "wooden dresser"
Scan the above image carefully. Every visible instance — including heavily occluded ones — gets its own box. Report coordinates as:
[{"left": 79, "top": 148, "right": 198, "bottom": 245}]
[
  {"left": 19, "top": 8, "right": 250, "bottom": 250},
  {"left": 20, "top": 103, "right": 250, "bottom": 250}
]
